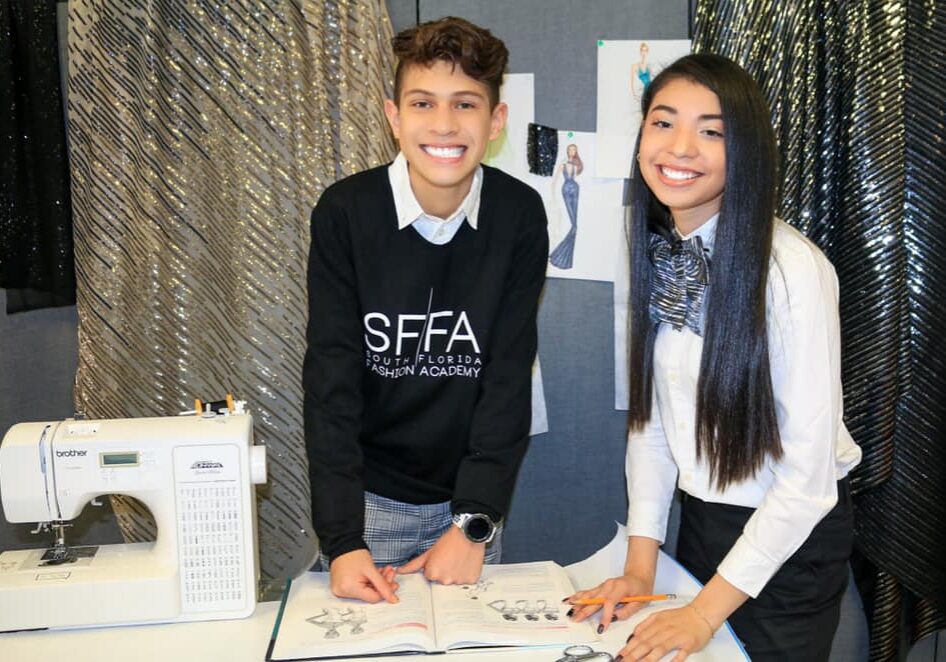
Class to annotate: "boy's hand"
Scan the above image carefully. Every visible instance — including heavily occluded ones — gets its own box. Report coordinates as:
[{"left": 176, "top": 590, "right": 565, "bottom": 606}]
[
  {"left": 398, "top": 525, "right": 485, "bottom": 585},
  {"left": 330, "top": 549, "right": 399, "bottom": 603}
]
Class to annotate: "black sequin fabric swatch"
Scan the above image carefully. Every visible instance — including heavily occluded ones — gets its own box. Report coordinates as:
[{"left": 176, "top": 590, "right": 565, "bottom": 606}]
[{"left": 527, "top": 123, "right": 558, "bottom": 176}]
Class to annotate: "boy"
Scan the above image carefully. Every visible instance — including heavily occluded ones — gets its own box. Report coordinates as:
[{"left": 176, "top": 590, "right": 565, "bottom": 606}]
[{"left": 304, "top": 16, "right": 548, "bottom": 603}]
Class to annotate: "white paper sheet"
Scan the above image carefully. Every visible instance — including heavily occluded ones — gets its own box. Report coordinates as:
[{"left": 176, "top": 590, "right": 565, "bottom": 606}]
[
  {"left": 595, "top": 40, "right": 692, "bottom": 178},
  {"left": 529, "top": 357, "right": 549, "bottom": 436},
  {"left": 482, "top": 74, "right": 549, "bottom": 432},
  {"left": 484, "top": 73, "right": 534, "bottom": 178},
  {"left": 613, "top": 221, "right": 631, "bottom": 410}
]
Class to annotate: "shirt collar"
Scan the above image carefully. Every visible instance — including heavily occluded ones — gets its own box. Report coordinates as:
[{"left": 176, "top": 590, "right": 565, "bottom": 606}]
[
  {"left": 387, "top": 152, "right": 482, "bottom": 230},
  {"left": 676, "top": 213, "right": 718, "bottom": 257}
]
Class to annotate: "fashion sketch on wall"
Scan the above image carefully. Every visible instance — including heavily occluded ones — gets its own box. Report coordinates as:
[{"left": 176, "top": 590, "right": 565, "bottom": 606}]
[
  {"left": 596, "top": 39, "right": 691, "bottom": 178},
  {"left": 542, "top": 131, "right": 623, "bottom": 283},
  {"left": 548, "top": 143, "right": 583, "bottom": 269},
  {"left": 630, "top": 41, "right": 652, "bottom": 100}
]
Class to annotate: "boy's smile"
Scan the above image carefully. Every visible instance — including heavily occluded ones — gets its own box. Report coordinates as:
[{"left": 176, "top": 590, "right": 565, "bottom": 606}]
[
  {"left": 421, "top": 145, "right": 465, "bottom": 159},
  {"left": 384, "top": 61, "right": 507, "bottom": 219}
]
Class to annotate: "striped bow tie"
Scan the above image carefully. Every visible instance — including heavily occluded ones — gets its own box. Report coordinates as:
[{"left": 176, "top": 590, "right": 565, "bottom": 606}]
[{"left": 647, "top": 232, "right": 710, "bottom": 335}]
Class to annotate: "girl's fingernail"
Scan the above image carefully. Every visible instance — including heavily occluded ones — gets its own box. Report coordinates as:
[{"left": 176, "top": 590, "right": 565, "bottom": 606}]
[
  {"left": 615, "top": 657, "right": 623, "bottom": 662},
  {"left": 611, "top": 614, "right": 618, "bottom": 622},
  {"left": 626, "top": 633, "right": 635, "bottom": 643},
  {"left": 562, "top": 597, "right": 571, "bottom": 603},
  {"left": 566, "top": 608, "right": 575, "bottom": 617},
  {"left": 597, "top": 624, "right": 604, "bottom": 634}
]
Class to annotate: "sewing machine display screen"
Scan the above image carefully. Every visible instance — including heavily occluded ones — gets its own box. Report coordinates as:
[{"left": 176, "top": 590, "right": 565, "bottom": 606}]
[
  {"left": 99, "top": 451, "right": 139, "bottom": 467},
  {"left": 173, "top": 444, "right": 247, "bottom": 613}
]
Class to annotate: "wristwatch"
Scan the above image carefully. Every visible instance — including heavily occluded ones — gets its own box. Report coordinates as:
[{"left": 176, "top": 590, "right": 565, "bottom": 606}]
[{"left": 452, "top": 512, "right": 500, "bottom": 544}]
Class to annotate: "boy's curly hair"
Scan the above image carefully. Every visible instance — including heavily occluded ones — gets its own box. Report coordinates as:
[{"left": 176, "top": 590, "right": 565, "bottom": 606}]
[{"left": 392, "top": 17, "right": 508, "bottom": 108}]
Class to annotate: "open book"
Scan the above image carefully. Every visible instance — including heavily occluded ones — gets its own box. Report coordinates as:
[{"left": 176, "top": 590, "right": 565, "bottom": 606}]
[{"left": 266, "top": 561, "right": 599, "bottom": 660}]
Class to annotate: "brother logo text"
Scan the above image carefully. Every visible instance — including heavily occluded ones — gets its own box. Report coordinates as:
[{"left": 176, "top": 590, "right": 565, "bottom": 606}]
[{"left": 55, "top": 449, "right": 88, "bottom": 458}]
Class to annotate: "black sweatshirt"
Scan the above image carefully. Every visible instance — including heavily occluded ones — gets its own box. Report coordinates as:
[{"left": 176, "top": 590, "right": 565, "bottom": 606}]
[{"left": 303, "top": 163, "right": 549, "bottom": 562}]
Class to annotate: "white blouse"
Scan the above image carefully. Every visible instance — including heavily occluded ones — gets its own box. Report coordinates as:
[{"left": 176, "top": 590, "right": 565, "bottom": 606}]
[{"left": 625, "top": 214, "right": 862, "bottom": 598}]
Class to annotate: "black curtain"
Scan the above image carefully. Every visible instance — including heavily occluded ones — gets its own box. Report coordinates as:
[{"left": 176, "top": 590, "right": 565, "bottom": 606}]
[
  {"left": 0, "top": 0, "right": 74, "bottom": 313},
  {"left": 694, "top": 0, "right": 946, "bottom": 658}
]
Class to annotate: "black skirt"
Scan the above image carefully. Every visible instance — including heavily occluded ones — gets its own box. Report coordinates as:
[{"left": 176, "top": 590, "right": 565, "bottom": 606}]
[{"left": 676, "top": 479, "right": 853, "bottom": 662}]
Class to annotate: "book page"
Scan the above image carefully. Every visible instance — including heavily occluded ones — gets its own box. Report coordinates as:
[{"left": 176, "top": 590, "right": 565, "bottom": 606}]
[
  {"left": 431, "top": 561, "right": 598, "bottom": 651},
  {"left": 268, "top": 572, "right": 435, "bottom": 661}
]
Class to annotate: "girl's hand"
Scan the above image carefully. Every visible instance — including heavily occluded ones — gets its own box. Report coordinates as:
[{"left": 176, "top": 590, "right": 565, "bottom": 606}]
[
  {"left": 564, "top": 573, "right": 655, "bottom": 634},
  {"left": 618, "top": 604, "right": 714, "bottom": 662}
]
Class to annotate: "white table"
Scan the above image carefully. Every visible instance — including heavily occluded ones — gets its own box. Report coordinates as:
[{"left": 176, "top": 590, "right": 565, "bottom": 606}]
[
  {"left": 566, "top": 525, "right": 748, "bottom": 662},
  {"left": 0, "top": 525, "right": 747, "bottom": 661}
]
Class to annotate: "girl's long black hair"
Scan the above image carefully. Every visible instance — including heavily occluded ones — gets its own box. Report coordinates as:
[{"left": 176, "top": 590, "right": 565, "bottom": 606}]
[{"left": 627, "top": 53, "right": 782, "bottom": 489}]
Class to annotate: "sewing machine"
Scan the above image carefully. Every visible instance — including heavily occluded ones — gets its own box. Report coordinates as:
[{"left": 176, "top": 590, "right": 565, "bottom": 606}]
[{"left": 0, "top": 407, "right": 267, "bottom": 632}]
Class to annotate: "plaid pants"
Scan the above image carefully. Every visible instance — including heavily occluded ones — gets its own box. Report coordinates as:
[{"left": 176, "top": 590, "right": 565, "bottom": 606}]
[{"left": 317, "top": 491, "right": 503, "bottom": 570}]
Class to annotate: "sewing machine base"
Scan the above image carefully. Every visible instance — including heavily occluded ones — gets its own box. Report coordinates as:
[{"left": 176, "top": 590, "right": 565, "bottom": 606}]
[{"left": 0, "top": 541, "right": 253, "bottom": 631}]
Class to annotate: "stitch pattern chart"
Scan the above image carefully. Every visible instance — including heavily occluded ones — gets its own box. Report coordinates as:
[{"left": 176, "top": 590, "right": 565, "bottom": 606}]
[
  {"left": 307, "top": 607, "right": 368, "bottom": 639},
  {"left": 487, "top": 599, "right": 562, "bottom": 623},
  {"left": 460, "top": 578, "right": 494, "bottom": 600}
]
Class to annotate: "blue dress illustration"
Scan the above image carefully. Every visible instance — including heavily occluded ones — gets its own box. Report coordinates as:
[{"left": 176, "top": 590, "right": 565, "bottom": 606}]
[
  {"left": 549, "top": 148, "right": 581, "bottom": 269},
  {"left": 631, "top": 43, "right": 652, "bottom": 100}
]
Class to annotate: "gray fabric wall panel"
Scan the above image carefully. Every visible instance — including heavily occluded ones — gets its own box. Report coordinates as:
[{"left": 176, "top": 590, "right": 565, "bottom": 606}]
[
  {"left": 515, "top": 281, "right": 630, "bottom": 564},
  {"left": 386, "top": 0, "right": 417, "bottom": 33},
  {"left": 415, "top": 1, "right": 690, "bottom": 563},
  {"left": 0, "top": 291, "right": 124, "bottom": 551},
  {"left": 0, "top": 293, "right": 77, "bottom": 435},
  {"left": 420, "top": 0, "right": 689, "bottom": 130}
]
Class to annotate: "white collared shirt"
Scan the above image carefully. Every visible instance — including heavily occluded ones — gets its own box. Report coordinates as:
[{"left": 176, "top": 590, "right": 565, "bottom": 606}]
[
  {"left": 625, "top": 215, "right": 862, "bottom": 598},
  {"left": 387, "top": 152, "right": 482, "bottom": 245}
]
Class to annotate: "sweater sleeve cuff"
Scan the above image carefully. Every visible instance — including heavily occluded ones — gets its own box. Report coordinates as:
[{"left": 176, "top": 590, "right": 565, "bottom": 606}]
[
  {"left": 451, "top": 498, "right": 502, "bottom": 523},
  {"left": 626, "top": 500, "right": 670, "bottom": 545},
  {"left": 321, "top": 534, "right": 369, "bottom": 564},
  {"left": 716, "top": 535, "right": 781, "bottom": 598}
]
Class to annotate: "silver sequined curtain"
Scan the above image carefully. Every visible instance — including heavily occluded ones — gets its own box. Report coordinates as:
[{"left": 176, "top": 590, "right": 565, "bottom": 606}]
[
  {"left": 694, "top": 0, "right": 945, "bottom": 658},
  {"left": 67, "top": 0, "right": 396, "bottom": 584}
]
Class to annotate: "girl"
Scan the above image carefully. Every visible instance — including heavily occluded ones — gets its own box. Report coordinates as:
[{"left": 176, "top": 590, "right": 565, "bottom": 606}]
[{"left": 567, "top": 54, "right": 862, "bottom": 662}]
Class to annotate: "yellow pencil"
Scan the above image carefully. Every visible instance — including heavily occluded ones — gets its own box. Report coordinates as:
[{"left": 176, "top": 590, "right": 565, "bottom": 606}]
[{"left": 568, "top": 594, "right": 676, "bottom": 605}]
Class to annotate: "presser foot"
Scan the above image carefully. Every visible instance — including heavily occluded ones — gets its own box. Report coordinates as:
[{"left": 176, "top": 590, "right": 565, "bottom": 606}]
[
  {"left": 40, "top": 544, "right": 78, "bottom": 566},
  {"left": 37, "top": 521, "right": 78, "bottom": 566}
]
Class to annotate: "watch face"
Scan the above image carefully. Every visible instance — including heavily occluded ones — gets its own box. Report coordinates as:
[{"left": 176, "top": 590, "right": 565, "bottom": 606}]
[{"left": 465, "top": 515, "right": 492, "bottom": 542}]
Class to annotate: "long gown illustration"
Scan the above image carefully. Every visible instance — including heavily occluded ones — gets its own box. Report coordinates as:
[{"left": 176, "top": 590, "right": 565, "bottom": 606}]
[
  {"left": 549, "top": 144, "right": 583, "bottom": 269},
  {"left": 630, "top": 42, "right": 652, "bottom": 101}
]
